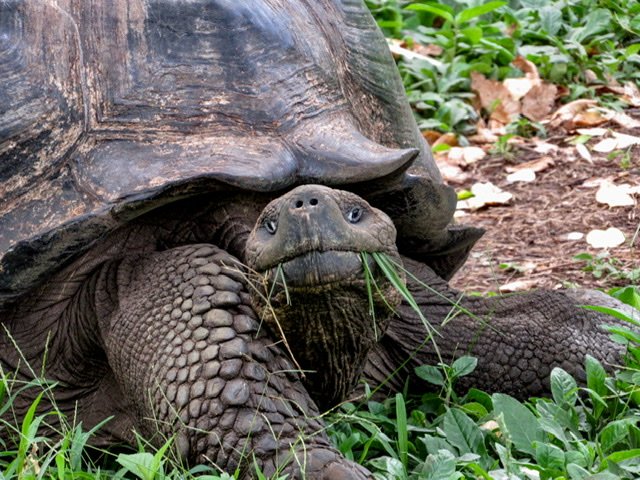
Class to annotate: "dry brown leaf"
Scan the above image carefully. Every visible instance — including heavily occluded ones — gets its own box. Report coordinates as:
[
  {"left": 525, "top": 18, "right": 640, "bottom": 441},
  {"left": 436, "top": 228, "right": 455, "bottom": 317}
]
[
  {"left": 605, "top": 110, "right": 640, "bottom": 129},
  {"left": 549, "top": 99, "right": 599, "bottom": 130},
  {"left": 506, "top": 156, "right": 555, "bottom": 173},
  {"left": 468, "top": 126, "right": 500, "bottom": 144},
  {"left": 533, "top": 142, "right": 559, "bottom": 154},
  {"left": 499, "top": 279, "right": 539, "bottom": 292},
  {"left": 457, "top": 182, "right": 513, "bottom": 210},
  {"left": 586, "top": 227, "right": 626, "bottom": 249},
  {"left": 581, "top": 177, "right": 608, "bottom": 188},
  {"left": 492, "top": 102, "right": 520, "bottom": 124},
  {"left": 470, "top": 71, "right": 520, "bottom": 123},
  {"left": 480, "top": 420, "right": 501, "bottom": 432},
  {"left": 573, "top": 109, "right": 608, "bottom": 128},
  {"left": 432, "top": 132, "right": 458, "bottom": 148},
  {"left": 566, "top": 232, "right": 584, "bottom": 241},
  {"left": 504, "top": 78, "right": 536, "bottom": 101},
  {"left": 487, "top": 119, "right": 508, "bottom": 134},
  {"left": 576, "top": 127, "right": 609, "bottom": 136},
  {"left": 612, "top": 132, "right": 640, "bottom": 149},
  {"left": 437, "top": 163, "right": 469, "bottom": 184},
  {"left": 513, "top": 56, "right": 540, "bottom": 80},
  {"left": 447, "top": 146, "right": 487, "bottom": 166},
  {"left": 413, "top": 43, "right": 444, "bottom": 57},
  {"left": 584, "top": 69, "right": 599, "bottom": 84},
  {"left": 387, "top": 39, "right": 442, "bottom": 66},
  {"left": 506, "top": 169, "right": 536, "bottom": 183},
  {"left": 596, "top": 182, "right": 636, "bottom": 207},
  {"left": 622, "top": 82, "right": 640, "bottom": 106},
  {"left": 575, "top": 143, "right": 592, "bottom": 161},
  {"left": 422, "top": 129, "right": 443, "bottom": 144},
  {"left": 521, "top": 83, "right": 557, "bottom": 121},
  {"left": 593, "top": 133, "right": 640, "bottom": 152}
]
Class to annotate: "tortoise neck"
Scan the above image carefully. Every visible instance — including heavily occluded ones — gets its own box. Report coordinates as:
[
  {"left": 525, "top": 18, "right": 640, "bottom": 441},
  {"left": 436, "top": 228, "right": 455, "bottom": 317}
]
[{"left": 267, "top": 287, "right": 392, "bottom": 410}]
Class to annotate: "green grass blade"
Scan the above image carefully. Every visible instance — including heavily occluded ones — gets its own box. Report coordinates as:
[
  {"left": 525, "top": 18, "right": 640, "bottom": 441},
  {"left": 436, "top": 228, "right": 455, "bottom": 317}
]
[
  {"left": 395, "top": 393, "right": 409, "bottom": 473},
  {"left": 360, "top": 252, "right": 379, "bottom": 340},
  {"left": 370, "top": 252, "right": 440, "bottom": 338}
]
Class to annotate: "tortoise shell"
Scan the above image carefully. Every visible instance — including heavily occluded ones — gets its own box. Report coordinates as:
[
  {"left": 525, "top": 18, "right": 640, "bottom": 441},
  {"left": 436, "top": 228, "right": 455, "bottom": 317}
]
[{"left": 0, "top": 0, "right": 448, "bottom": 302}]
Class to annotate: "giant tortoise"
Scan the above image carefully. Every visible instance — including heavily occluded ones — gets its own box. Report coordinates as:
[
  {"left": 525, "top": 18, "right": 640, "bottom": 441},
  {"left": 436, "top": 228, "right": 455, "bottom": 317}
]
[{"left": 0, "top": 1, "right": 630, "bottom": 478}]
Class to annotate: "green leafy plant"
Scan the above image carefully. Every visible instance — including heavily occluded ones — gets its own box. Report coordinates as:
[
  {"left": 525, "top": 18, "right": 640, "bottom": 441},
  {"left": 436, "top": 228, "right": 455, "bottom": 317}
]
[
  {"left": 372, "top": 0, "right": 640, "bottom": 136},
  {"left": 575, "top": 252, "right": 640, "bottom": 283}
]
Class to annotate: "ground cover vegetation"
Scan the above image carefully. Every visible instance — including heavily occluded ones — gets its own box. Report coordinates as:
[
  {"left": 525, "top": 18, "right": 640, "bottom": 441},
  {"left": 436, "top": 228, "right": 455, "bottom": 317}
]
[{"left": 2, "top": 0, "right": 639, "bottom": 478}]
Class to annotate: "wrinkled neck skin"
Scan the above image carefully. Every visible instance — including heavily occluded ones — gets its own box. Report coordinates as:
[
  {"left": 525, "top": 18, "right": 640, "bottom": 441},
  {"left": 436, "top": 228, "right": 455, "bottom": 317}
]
[{"left": 262, "top": 281, "right": 399, "bottom": 410}]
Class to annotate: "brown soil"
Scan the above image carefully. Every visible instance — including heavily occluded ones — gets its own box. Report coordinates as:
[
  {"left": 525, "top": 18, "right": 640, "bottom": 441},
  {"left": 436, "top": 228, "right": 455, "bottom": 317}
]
[{"left": 449, "top": 116, "right": 640, "bottom": 294}]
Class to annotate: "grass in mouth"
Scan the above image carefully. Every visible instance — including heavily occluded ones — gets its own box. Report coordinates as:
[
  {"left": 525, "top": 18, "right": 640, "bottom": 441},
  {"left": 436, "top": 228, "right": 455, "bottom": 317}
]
[{"left": 360, "top": 251, "right": 440, "bottom": 341}]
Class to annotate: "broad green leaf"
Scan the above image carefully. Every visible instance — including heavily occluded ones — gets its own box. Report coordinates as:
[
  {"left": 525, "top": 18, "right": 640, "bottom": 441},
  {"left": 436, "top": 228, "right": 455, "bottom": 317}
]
[
  {"left": 585, "top": 355, "right": 607, "bottom": 418},
  {"left": 464, "top": 389, "right": 493, "bottom": 411},
  {"left": 604, "top": 448, "right": 640, "bottom": 467},
  {"left": 537, "top": 417, "right": 568, "bottom": 445},
  {"left": 464, "top": 463, "right": 492, "bottom": 480},
  {"left": 451, "top": 356, "right": 478, "bottom": 378},
  {"left": 611, "top": 286, "right": 640, "bottom": 310},
  {"left": 600, "top": 419, "right": 636, "bottom": 453},
  {"left": 570, "top": 9, "right": 612, "bottom": 43},
  {"left": 585, "top": 355, "right": 607, "bottom": 396},
  {"left": 368, "top": 456, "right": 405, "bottom": 478},
  {"left": 420, "top": 450, "right": 460, "bottom": 480},
  {"left": 455, "top": 1, "right": 506, "bottom": 25},
  {"left": 416, "top": 365, "right": 445, "bottom": 386},
  {"left": 493, "top": 393, "right": 544, "bottom": 456},
  {"left": 478, "top": 38, "right": 515, "bottom": 62},
  {"left": 565, "top": 449, "right": 589, "bottom": 469},
  {"left": 421, "top": 435, "right": 456, "bottom": 456},
  {"left": 567, "top": 463, "right": 590, "bottom": 479},
  {"left": 117, "top": 452, "right": 160, "bottom": 480},
  {"left": 602, "top": 325, "right": 640, "bottom": 344},
  {"left": 631, "top": 14, "right": 640, "bottom": 33},
  {"left": 405, "top": 4, "right": 454, "bottom": 23},
  {"left": 460, "top": 402, "right": 488, "bottom": 419},
  {"left": 550, "top": 367, "right": 578, "bottom": 406},
  {"left": 539, "top": 6, "right": 562, "bottom": 36},
  {"left": 534, "top": 441, "right": 565, "bottom": 470},
  {"left": 461, "top": 26, "right": 483, "bottom": 45},
  {"left": 443, "top": 408, "right": 487, "bottom": 457},
  {"left": 625, "top": 44, "right": 640, "bottom": 57},
  {"left": 519, "top": 0, "right": 550, "bottom": 7},
  {"left": 583, "top": 305, "right": 640, "bottom": 327},
  {"left": 537, "top": 398, "right": 580, "bottom": 432}
]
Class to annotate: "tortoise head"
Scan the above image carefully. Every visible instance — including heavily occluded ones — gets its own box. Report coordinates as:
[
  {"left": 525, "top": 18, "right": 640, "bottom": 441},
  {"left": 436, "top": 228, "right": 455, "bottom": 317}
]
[{"left": 245, "top": 185, "right": 403, "bottom": 408}]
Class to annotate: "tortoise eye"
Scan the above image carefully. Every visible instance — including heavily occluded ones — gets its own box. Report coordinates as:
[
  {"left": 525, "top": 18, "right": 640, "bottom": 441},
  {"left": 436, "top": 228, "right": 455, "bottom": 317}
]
[
  {"left": 347, "top": 206, "right": 363, "bottom": 224},
  {"left": 264, "top": 219, "right": 277, "bottom": 234}
]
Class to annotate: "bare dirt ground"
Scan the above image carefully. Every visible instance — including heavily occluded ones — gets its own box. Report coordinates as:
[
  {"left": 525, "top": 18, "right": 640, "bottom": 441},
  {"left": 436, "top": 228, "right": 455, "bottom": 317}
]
[{"left": 449, "top": 112, "right": 639, "bottom": 294}]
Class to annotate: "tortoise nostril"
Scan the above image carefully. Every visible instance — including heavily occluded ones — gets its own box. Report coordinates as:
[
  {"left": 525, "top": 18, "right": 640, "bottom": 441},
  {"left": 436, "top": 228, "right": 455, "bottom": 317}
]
[
  {"left": 295, "top": 200, "right": 304, "bottom": 208},
  {"left": 309, "top": 198, "right": 318, "bottom": 206}
]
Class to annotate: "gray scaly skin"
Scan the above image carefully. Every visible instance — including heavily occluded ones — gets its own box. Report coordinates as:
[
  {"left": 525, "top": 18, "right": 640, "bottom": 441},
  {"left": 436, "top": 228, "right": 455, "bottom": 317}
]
[
  {"left": 366, "top": 257, "right": 630, "bottom": 399},
  {"left": 0, "top": 185, "right": 632, "bottom": 478},
  {"left": 1, "top": 185, "right": 399, "bottom": 478}
]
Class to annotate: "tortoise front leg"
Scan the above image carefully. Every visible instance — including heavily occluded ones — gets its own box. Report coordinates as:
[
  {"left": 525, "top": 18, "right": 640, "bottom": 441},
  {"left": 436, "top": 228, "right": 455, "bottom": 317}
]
[
  {"left": 364, "top": 256, "right": 629, "bottom": 400},
  {"left": 96, "top": 244, "right": 371, "bottom": 479}
]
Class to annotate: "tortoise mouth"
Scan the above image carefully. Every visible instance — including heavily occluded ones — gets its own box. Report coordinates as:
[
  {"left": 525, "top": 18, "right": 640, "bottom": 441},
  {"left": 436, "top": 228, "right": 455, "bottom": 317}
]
[{"left": 263, "top": 250, "right": 376, "bottom": 288}]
